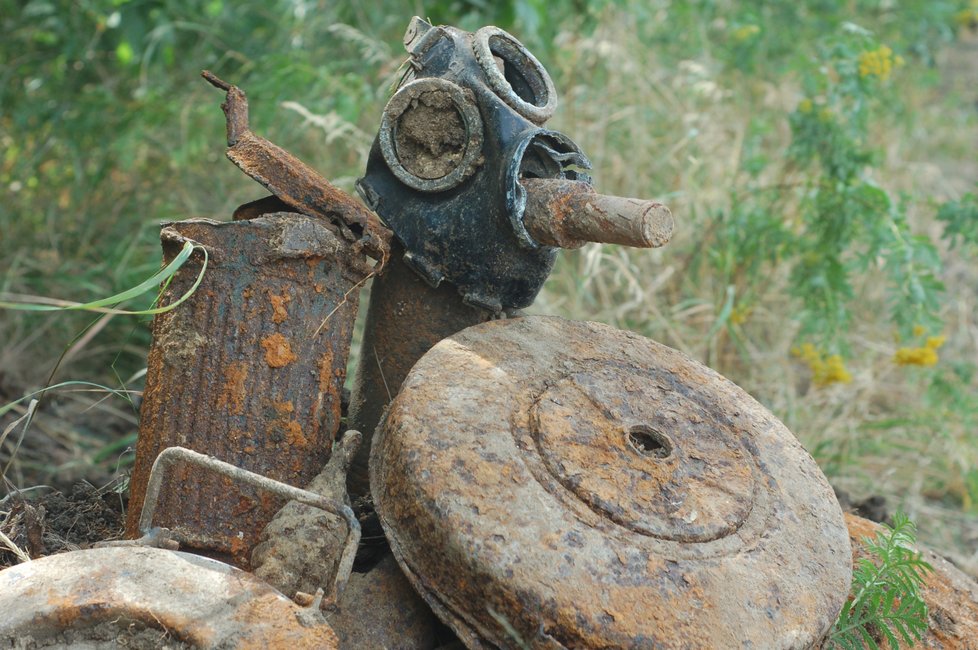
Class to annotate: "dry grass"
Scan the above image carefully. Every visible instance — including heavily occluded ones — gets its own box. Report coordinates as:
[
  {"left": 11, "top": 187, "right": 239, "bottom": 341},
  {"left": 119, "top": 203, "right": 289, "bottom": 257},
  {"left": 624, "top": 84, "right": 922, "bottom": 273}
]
[
  {"left": 531, "top": 11, "right": 978, "bottom": 573},
  {"left": 2, "top": 7, "right": 975, "bottom": 578}
]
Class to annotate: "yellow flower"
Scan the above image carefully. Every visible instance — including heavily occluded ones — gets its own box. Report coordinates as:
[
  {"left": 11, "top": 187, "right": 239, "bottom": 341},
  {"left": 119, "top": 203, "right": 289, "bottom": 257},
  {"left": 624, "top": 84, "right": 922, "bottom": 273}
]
[
  {"left": 793, "top": 344, "right": 852, "bottom": 386},
  {"left": 732, "top": 24, "right": 761, "bottom": 42},
  {"left": 912, "top": 324, "right": 926, "bottom": 337},
  {"left": 956, "top": 5, "right": 978, "bottom": 28},
  {"left": 820, "top": 354, "right": 853, "bottom": 385},
  {"left": 926, "top": 335, "right": 946, "bottom": 350},
  {"left": 730, "top": 305, "right": 752, "bottom": 325},
  {"left": 798, "top": 98, "right": 813, "bottom": 114},
  {"left": 894, "top": 346, "right": 939, "bottom": 367},
  {"left": 858, "top": 45, "right": 896, "bottom": 81}
]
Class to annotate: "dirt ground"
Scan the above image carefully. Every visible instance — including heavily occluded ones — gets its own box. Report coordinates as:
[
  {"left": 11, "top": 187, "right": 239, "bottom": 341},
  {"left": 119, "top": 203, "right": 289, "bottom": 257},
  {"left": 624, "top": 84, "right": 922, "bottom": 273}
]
[{"left": 1, "top": 481, "right": 124, "bottom": 567}]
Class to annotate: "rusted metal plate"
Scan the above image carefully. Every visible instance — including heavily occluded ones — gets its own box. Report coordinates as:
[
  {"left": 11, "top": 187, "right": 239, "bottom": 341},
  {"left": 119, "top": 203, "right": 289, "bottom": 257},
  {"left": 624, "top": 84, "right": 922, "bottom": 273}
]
[
  {"left": 126, "top": 214, "right": 369, "bottom": 566},
  {"left": 372, "top": 315, "right": 852, "bottom": 649},
  {"left": 838, "top": 514, "right": 978, "bottom": 649},
  {"left": 203, "top": 71, "right": 391, "bottom": 264},
  {"left": 0, "top": 546, "right": 338, "bottom": 648}
]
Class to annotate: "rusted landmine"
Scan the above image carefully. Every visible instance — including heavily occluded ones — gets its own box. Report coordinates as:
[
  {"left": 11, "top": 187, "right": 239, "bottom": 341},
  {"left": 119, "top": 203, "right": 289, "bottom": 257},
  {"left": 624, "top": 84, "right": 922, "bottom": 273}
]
[
  {"left": 372, "top": 316, "right": 853, "bottom": 649},
  {"left": 0, "top": 546, "right": 338, "bottom": 648}
]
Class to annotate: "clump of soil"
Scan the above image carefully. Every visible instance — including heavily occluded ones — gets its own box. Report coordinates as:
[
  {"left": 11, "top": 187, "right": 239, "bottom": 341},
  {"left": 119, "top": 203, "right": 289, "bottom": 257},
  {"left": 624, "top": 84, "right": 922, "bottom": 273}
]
[
  {"left": 0, "top": 482, "right": 125, "bottom": 569},
  {"left": 394, "top": 90, "right": 466, "bottom": 180},
  {"left": 11, "top": 618, "right": 192, "bottom": 650}
]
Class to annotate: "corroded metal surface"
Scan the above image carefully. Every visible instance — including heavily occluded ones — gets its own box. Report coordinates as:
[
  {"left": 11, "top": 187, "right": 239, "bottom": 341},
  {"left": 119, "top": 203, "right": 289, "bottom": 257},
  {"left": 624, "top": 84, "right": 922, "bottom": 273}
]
[
  {"left": 0, "top": 546, "right": 338, "bottom": 648},
  {"left": 839, "top": 514, "right": 978, "bottom": 649},
  {"left": 202, "top": 71, "right": 391, "bottom": 264},
  {"left": 127, "top": 445, "right": 361, "bottom": 608},
  {"left": 346, "top": 241, "right": 492, "bottom": 498},
  {"left": 357, "top": 19, "right": 591, "bottom": 312},
  {"left": 372, "top": 316, "right": 852, "bottom": 649},
  {"left": 126, "top": 214, "right": 368, "bottom": 566},
  {"left": 326, "top": 555, "right": 439, "bottom": 649},
  {"left": 521, "top": 178, "right": 674, "bottom": 250}
]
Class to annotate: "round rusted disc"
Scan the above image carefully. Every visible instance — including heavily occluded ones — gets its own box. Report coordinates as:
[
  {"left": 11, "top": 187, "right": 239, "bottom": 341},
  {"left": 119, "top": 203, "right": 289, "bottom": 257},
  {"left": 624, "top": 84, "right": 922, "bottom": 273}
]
[
  {"left": 372, "top": 316, "right": 852, "bottom": 649},
  {"left": 0, "top": 546, "right": 338, "bottom": 648}
]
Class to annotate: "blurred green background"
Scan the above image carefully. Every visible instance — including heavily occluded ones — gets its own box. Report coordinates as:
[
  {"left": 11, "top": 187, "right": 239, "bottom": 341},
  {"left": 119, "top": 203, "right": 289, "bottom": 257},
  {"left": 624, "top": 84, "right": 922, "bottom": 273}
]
[{"left": 2, "top": 0, "right": 977, "bottom": 570}]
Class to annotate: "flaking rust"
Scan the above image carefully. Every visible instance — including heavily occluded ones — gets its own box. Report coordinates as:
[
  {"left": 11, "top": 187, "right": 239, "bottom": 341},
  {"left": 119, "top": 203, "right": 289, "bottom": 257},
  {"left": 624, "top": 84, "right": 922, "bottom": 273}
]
[
  {"left": 126, "top": 213, "right": 369, "bottom": 566},
  {"left": 202, "top": 71, "right": 391, "bottom": 265},
  {"left": 372, "top": 316, "right": 853, "bottom": 649}
]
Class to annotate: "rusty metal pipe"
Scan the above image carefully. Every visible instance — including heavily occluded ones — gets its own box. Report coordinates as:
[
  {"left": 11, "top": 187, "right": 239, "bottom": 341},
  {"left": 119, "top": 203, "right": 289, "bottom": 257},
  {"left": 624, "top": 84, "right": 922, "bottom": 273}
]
[
  {"left": 521, "top": 178, "right": 673, "bottom": 249},
  {"left": 346, "top": 241, "right": 492, "bottom": 498}
]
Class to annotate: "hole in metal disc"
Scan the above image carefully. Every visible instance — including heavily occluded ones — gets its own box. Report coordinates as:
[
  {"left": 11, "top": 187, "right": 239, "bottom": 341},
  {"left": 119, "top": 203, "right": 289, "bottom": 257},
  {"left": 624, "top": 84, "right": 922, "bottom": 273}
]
[{"left": 626, "top": 425, "right": 673, "bottom": 460}]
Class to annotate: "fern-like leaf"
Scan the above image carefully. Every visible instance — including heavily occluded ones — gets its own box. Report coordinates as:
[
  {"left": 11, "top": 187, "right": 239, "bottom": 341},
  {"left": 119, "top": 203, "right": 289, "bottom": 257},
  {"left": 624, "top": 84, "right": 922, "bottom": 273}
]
[{"left": 827, "top": 512, "right": 933, "bottom": 649}]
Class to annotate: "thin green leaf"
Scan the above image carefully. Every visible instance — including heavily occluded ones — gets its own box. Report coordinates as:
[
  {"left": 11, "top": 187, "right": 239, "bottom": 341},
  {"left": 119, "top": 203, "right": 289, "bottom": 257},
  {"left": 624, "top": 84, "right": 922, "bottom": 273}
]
[{"left": 0, "top": 241, "right": 206, "bottom": 315}]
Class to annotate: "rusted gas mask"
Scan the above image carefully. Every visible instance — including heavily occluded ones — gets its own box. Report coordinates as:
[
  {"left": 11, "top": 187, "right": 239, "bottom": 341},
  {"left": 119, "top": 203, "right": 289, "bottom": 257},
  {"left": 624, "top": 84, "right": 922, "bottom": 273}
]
[{"left": 356, "top": 17, "right": 591, "bottom": 312}]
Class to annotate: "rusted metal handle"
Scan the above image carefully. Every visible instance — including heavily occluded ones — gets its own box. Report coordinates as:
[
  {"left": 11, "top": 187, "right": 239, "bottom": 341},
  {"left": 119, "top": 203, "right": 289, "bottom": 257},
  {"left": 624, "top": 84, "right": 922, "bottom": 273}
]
[
  {"left": 521, "top": 178, "right": 673, "bottom": 249},
  {"left": 201, "top": 70, "right": 391, "bottom": 264},
  {"left": 137, "top": 446, "right": 361, "bottom": 607}
]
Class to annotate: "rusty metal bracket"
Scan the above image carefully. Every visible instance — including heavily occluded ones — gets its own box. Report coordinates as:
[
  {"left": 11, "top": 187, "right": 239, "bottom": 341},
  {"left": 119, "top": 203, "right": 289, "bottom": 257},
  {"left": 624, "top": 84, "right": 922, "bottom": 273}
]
[
  {"left": 201, "top": 70, "right": 391, "bottom": 266},
  {"left": 137, "top": 446, "right": 360, "bottom": 608}
]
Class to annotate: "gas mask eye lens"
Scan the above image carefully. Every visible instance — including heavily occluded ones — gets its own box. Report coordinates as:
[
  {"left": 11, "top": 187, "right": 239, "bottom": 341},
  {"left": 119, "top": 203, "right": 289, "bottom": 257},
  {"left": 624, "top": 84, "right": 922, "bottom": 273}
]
[
  {"left": 473, "top": 26, "right": 557, "bottom": 124},
  {"left": 378, "top": 78, "right": 484, "bottom": 192}
]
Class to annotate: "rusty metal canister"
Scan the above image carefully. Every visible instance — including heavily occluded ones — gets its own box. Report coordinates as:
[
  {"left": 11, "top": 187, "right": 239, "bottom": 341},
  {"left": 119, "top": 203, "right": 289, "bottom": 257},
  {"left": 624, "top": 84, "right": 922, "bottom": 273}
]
[
  {"left": 126, "top": 213, "right": 371, "bottom": 566},
  {"left": 372, "top": 315, "right": 853, "bottom": 649}
]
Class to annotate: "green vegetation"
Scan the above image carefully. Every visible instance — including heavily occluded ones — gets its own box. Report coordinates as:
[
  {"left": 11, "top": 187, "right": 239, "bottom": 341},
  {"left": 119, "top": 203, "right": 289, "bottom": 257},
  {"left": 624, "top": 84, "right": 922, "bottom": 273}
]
[
  {"left": 829, "top": 513, "right": 933, "bottom": 649},
  {"left": 2, "top": 0, "right": 977, "bottom": 637}
]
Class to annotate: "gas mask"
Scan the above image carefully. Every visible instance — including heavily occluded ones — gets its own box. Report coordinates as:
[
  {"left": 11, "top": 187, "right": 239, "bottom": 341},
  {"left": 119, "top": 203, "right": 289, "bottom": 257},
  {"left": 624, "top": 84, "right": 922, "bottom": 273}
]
[{"left": 357, "top": 17, "right": 591, "bottom": 312}]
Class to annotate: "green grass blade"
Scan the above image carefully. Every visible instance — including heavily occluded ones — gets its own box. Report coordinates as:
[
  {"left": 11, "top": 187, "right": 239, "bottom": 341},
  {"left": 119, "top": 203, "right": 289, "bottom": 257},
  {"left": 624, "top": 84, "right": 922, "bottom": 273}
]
[
  {"left": 0, "top": 241, "right": 206, "bottom": 315},
  {"left": 0, "top": 381, "right": 140, "bottom": 418}
]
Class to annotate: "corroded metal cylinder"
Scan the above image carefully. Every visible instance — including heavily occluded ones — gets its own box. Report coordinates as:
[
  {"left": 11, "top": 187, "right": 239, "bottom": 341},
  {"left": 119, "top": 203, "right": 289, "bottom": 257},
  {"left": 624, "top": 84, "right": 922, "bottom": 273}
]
[
  {"left": 346, "top": 241, "right": 492, "bottom": 498},
  {"left": 373, "top": 315, "right": 852, "bottom": 648},
  {"left": 521, "top": 178, "right": 674, "bottom": 249},
  {"left": 126, "top": 213, "right": 371, "bottom": 566}
]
